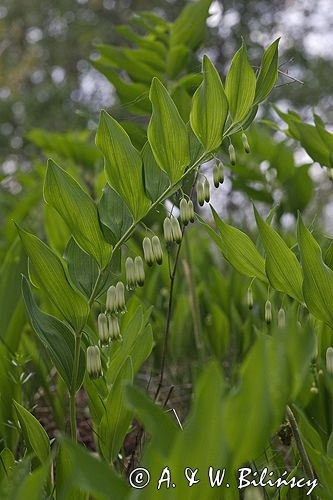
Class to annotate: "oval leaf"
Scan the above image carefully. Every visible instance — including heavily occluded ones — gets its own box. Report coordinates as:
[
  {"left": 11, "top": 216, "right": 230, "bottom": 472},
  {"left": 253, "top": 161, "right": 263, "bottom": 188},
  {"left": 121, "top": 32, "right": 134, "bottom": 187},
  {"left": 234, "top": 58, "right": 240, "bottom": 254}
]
[
  {"left": 44, "top": 160, "right": 112, "bottom": 270},
  {"left": 13, "top": 401, "right": 50, "bottom": 464},
  {"left": 297, "top": 215, "right": 333, "bottom": 327},
  {"left": 98, "top": 357, "right": 133, "bottom": 463},
  {"left": 190, "top": 55, "right": 228, "bottom": 152},
  {"left": 96, "top": 110, "right": 151, "bottom": 221},
  {"left": 211, "top": 207, "right": 267, "bottom": 281},
  {"left": 254, "top": 206, "right": 303, "bottom": 302},
  {"left": 225, "top": 42, "right": 256, "bottom": 124},
  {"left": 22, "top": 276, "right": 85, "bottom": 391},
  {"left": 254, "top": 38, "right": 280, "bottom": 104},
  {"left": 148, "top": 77, "right": 190, "bottom": 183},
  {"left": 17, "top": 226, "right": 89, "bottom": 332}
]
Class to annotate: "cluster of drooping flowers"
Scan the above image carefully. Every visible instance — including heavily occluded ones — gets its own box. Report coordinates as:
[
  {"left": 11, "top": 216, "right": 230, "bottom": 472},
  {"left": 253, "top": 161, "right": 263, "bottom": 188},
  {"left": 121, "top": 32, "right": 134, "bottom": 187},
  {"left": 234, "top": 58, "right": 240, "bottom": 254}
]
[
  {"left": 86, "top": 345, "right": 102, "bottom": 379},
  {"left": 179, "top": 198, "right": 195, "bottom": 225},
  {"left": 87, "top": 280, "right": 128, "bottom": 377},
  {"left": 196, "top": 178, "right": 210, "bottom": 206},
  {"left": 213, "top": 159, "right": 224, "bottom": 188},
  {"left": 125, "top": 255, "right": 146, "bottom": 289},
  {"left": 163, "top": 215, "right": 183, "bottom": 244}
]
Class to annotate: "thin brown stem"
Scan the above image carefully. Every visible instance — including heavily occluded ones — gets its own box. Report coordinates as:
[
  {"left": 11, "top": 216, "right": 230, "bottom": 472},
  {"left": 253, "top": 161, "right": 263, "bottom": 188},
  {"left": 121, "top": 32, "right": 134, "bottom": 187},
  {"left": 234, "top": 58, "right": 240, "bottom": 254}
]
[
  {"left": 286, "top": 405, "right": 315, "bottom": 483},
  {"left": 154, "top": 173, "right": 200, "bottom": 402},
  {"left": 154, "top": 240, "right": 182, "bottom": 402}
]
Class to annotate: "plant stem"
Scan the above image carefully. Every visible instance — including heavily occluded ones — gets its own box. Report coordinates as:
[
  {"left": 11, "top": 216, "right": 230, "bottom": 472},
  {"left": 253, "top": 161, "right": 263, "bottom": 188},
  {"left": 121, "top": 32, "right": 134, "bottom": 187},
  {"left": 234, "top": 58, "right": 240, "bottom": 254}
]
[
  {"left": 154, "top": 240, "right": 182, "bottom": 401},
  {"left": 154, "top": 173, "right": 200, "bottom": 402},
  {"left": 70, "top": 332, "right": 81, "bottom": 441},
  {"left": 286, "top": 405, "right": 315, "bottom": 483}
]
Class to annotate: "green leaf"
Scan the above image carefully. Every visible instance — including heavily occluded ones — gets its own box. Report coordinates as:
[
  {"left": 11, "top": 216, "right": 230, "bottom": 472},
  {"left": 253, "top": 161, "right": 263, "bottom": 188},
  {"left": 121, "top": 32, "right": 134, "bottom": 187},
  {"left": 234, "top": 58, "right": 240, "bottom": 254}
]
[
  {"left": 98, "top": 184, "right": 133, "bottom": 245},
  {"left": 63, "top": 238, "right": 100, "bottom": 298},
  {"left": 141, "top": 141, "right": 170, "bottom": 201},
  {"left": 211, "top": 207, "right": 267, "bottom": 281},
  {"left": 0, "top": 449, "right": 15, "bottom": 483},
  {"left": 106, "top": 306, "right": 153, "bottom": 384},
  {"left": 297, "top": 215, "right": 333, "bottom": 327},
  {"left": 190, "top": 55, "right": 228, "bottom": 152},
  {"left": 58, "top": 439, "right": 129, "bottom": 499},
  {"left": 44, "top": 159, "right": 112, "bottom": 270},
  {"left": 254, "top": 38, "right": 280, "bottom": 104},
  {"left": 17, "top": 226, "right": 89, "bottom": 332},
  {"left": 166, "top": 45, "right": 189, "bottom": 79},
  {"left": 56, "top": 444, "right": 89, "bottom": 500},
  {"left": 13, "top": 461, "right": 50, "bottom": 500},
  {"left": 99, "top": 357, "right": 133, "bottom": 462},
  {"left": 13, "top": 401, "right": 50, "bottom": 464},
  {"left": 148, "top": 77, "right": 190, "bottom": 183},
  {"left": 0, "top": 238, "right": 26, "bottom": 351},
  {"left": 170, "top": 0, "right": 212, "bottom": 50},
  {"left": 22, "top": 276, "right": 85, "bottom": 391},
  {"left": 254, "top": 206, "right": 303, "bottom": 302},
  {"left": 225, "top": 42, "right": 256, "bottom": 123},
  {"left": 125, "top": 385, "right": 178, "bottom": 456},
  {"left": 96, "top": 110, "right": 151, "bottom": 221},
  {"left": 27, "top": 129, "right": 101, "bottom": 169}
]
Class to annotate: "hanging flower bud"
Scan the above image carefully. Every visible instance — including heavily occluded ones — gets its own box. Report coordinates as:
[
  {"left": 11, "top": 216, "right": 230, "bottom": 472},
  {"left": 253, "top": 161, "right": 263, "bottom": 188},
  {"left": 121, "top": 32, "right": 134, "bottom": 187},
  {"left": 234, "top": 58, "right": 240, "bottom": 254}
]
[
  {"left": 115, "top": 281, "right": 126, "bottom": 311},
  {"left": 229, "top": 144, "right": 236, "bottom": 165},
  {"left": 170, "top": 216, "right": 182, "bottom": 244},
  {"left": 152, "top": 235, "right": 163, "bottom": 265},
  {"left": 163, "top": 217, "right": 173, "bottom": 244},
  {"left": 218, "top": 160, "right": 224, "bottom": 184},
  {"left": 278, "top": 308, "right": 286, "bottom": 328},
  {"left": 187, "top": 200, "right": 195, "bottom": 223},
  {"left": 86, "top": 346, "right": 102, "bottom": 379},
  {"left": 203, "top": 178, "right": 210, "bottom": 203},
  {"left": 125, "top": 257, "right": 136, "bottom": 289},
  {"left": 108, "top": 315, "right": 121, "bottom": 341},
  {"left": 265, "top": 300, "right": 272, "bottom": 324},
  {"left": 142, "top": 237, "right": 155, "bottom": 267},
  {"left": 326, "top": 347, "right": 333, "bottom": 374},
  {"left": 106, "top": 285, "right": 117, "bottom": 314},
  {"left": 242, "top": 132, "right": 250, "bottom": 153},
  {"left": 213, "top": 162, "right": 220, "bottom": 188},
  {"left": 98, "top": 313, "right": 110, "bottom": 346},
  {"left": 134, "top": 256, "right": 145, "bottom": 286},
  {"left": 180, "top": 198, "right": 189, "bottom": 225},
  {"left": 247, "top": 287, "right": 253, "bottom": 310},
  {"left": 197, "top": 182, "right": 205, "bottom": 206},
  {"left": 310, "top": 383, "right": 319, "bottom": 395}
]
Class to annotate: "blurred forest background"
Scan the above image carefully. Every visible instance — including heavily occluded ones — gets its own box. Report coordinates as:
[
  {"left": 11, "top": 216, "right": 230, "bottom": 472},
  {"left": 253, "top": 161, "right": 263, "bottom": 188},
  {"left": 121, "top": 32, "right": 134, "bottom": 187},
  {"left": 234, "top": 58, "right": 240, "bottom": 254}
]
[{"left": 1, "top": 0, "right": 333, "bottom": 250}]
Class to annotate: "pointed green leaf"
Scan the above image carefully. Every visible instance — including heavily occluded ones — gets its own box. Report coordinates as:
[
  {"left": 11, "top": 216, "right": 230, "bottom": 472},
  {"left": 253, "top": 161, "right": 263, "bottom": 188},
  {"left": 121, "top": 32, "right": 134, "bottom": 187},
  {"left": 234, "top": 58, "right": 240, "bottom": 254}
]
[
  {"left": 13, "top": 401, "right": 50, "bottom": 464},
  {"left": 254, "top": 206, "right": 303, "bottom": 302},
  {"left": 17, "top": 226, "right": 89, "bottom": 332},
  {"left": 170, "top": 0, "right": 212, "bottom": 50},
  {"left": 225, "top": 42, "right": 256, "bottom": 123},
  {"left": 254, "top": 38, "right": 280, "bottom": 104},
  {"left": 141, "top": 141, "right": 170, "bottom": 201},
  {"left": 106, "top": 306, "right": 153, "bottom": 384},
  {"left": 96, "top": 110, "right": 151, "bottom": 221},
  {"left": 98, "top": 184, "right": 133, "bottom": 245},
  {"left": 99, "top": 357, "right": 133, "bottom": 463},
  {"left": 59, "top": 438, "right": 129, "bottom": 499},
  {"left": 22, "top": 276, "right": 85, "bottom": 391},
  {"left": 44, "top": 160, "right": 112, "bottom": 270},
  {"left": 148, "top": 77, "right": 190, "bottom": 183},
  {"left": 297, "top": 216, "right": 333, "bottom": 327},
  {"left": 211, "top": 207, "right": 267, "bottom": 281},
  {"left": 190, "top": 55, "right": 228, "bottom": 152}
]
